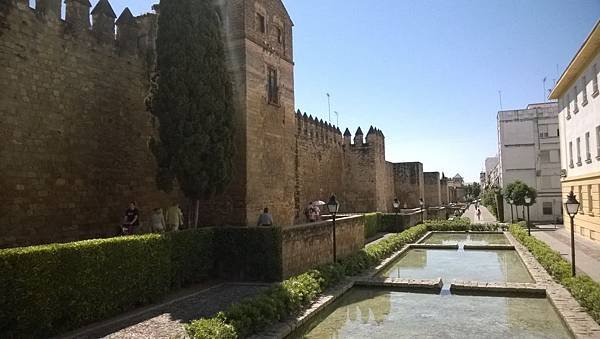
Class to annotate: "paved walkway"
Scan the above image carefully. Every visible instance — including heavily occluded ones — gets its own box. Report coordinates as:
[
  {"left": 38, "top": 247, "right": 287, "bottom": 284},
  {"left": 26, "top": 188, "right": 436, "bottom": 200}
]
[
  {"left": 60, "top": 283, "right": 270, "bottom": 339},
  {"left": 532, "top": 226, "right": 600, "bottom": 282},
  {"left": 464, "top": 204, "right": 497, "bottom": 224}
]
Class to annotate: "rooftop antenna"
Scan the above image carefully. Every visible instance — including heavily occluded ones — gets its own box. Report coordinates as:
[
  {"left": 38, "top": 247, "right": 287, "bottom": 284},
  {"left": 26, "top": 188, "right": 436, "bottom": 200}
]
[
  {"left": 334, "top": 111, "right": 339, "bottom": 127},
  {"left": 543, "top": 77, "right": 547, "bottom": 102},
  {"left": 498, "top": 90, "right": 503, "bottom": 110},
  {"left": 326, "top": 93, "right": 331, "bottom": 123}
]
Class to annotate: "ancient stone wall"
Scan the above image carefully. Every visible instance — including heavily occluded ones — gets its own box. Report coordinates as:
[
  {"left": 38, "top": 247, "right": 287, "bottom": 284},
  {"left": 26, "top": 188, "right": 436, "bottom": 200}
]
[
  {"left": 440, "top": 177, "right": 449, "bottom": 205},
  {"left": 391, "top": 162, "right": 424, "bottom": 208},
  {"left": 0, "top": 1, "right": 179, "bottom": 248},
  {"left": 281, "top": 215, "right": 364, "bottom": 278},
  {"left": 424, "top": 172, "right": 441, "bottom": 207},
  {"left": 294, "top": 112, "right": 344, "bottom": 222},
  {"left": 341, "top": 130, "right": 378, "bottom": 212}
]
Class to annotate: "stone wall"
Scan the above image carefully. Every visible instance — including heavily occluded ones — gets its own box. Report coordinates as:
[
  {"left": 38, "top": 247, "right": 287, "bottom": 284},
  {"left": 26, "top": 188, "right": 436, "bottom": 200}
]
[
  {"left": 440, "top": 177, "right": 449, "bottom": 205},
  {"left": 0, "top": 1, "right": 179, "bottom": 247},
  {"left": 281, "top": 215, "right": 364, "bottom": 278},
  {"left": 294, "top": 113, "right": 344, "bottom": 222},
  {"left": 391, "top": 162, "right": 424, "bottom": 208},
  {"left": 424, "top": 172, "right": 441, "bottom": 207}
]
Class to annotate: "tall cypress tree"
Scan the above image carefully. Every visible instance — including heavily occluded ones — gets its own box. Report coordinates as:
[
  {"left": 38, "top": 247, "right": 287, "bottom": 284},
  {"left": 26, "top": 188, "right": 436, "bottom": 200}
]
[{"left": 148, "top": 0, "right": 235, "bottom": 226}]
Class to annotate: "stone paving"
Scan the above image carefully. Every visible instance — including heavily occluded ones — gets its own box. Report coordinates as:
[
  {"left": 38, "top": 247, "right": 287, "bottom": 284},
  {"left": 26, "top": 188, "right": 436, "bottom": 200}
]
[
  {"left": 532, "top": 226, "right": 600, "bottom": 282},
  {"left": 61, "top": 283, "right": 270, "bottom": 339},
  {"left": 464, "top": 204, "right": 497, "bottom": 224}
]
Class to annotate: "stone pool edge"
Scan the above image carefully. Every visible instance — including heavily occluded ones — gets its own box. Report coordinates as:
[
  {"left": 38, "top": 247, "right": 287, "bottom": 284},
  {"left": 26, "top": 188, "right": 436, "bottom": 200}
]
[{"left": 506, "top": 232, "right": 600, "bottom": 338}]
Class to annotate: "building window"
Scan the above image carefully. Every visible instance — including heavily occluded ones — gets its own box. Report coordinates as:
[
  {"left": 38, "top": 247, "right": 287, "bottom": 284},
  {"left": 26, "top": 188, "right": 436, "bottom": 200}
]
[
  {"left": 542, "top": 202, "right": 553, "bottom": 215},
  {"left": 566, "top": 94, "right": 571, "bottom": 119},
  {"left": 593, "top": 64, "right": 599, "bottom": 97},
  {"left": 586, "top": 132, "right": 591, "bottom": 163},
  {"left": 539, "top": 125, "right": 549, "bottom": 138},
  {"left": 540, "top": 150, "right": 550, "bottom": 163},
  {"left": 256, "top": 13, "right": 266, "bottom": 33},
  {"left": 569, "top": 141, "right": 574, "bottom": 168},
  {"left": 582, "top": 76, "right": 588, "bottom": 106},
  {"left": 573, "top": 86, "right": 579, "bottom": 113},
  {"left": 576, "top": 137, "right": 582, "bottom": 165},
  {"left": 597, "top": 126, "right": 600, "bottom": 159},
  {"left": 267, "top": 67, "right": 278, "bottom": 105}
]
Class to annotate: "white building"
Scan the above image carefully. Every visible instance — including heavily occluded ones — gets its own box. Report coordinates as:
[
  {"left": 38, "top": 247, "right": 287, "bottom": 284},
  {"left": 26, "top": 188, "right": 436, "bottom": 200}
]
[
  {"left": 484, "top": 156, "right": 500, "bottom": 188},
  {"left": 550, "top": 20, "right": 600, "bottom": 243},
  {"left": 497, "top": 102, "right": 562, "bottom": 223}
]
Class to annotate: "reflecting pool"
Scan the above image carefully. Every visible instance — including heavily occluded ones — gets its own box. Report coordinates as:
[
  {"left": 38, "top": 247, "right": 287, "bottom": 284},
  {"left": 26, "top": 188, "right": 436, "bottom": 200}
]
[
  {"left": 422, "top": 232, "right": 509, "bottom": 245},
  {"left": 378, "top": 249, "right": 533, "bottom": 283},
  {"left": 296, "top": 288, "right": 571, "bottom": 339}
]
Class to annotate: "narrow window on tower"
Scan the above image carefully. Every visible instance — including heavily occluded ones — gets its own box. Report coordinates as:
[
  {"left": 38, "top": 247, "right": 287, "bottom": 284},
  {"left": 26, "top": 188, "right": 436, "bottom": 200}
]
[
  {"left": 573, "top": 86, "right": 579, "bottom": 113},
  {"left": 256, "top": 13, "right": 265, "bottom": 33},
  {"left": 267, "top": 67, "right": 279, "bottom": 105}
]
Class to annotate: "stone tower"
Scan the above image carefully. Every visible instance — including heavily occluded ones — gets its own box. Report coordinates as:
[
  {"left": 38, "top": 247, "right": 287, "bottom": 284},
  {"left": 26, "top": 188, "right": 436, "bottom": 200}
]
[{"left": 220, "top": 0, "right": 296, "bottom": 225}]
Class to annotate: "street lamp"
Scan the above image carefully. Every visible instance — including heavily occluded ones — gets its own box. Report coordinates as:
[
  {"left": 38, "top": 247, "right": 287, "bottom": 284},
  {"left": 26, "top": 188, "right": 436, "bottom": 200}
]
[
  {"left": 327, "top": 194, "right": 340, "bottom": 262},
  {"left": 524, "top": 195, "right": 532, "bottom": 235},
  {"left": 564, "top": 191, "right": 580, "bottom": 277},
  {"left": 508, "top": 198, "right": 514, "bottom": 223},
  {"left": 393, "top": 198, "right": 400, "bottom": 230}
]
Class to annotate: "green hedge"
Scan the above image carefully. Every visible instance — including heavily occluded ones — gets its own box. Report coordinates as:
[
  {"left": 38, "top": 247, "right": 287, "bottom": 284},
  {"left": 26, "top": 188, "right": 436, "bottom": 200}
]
[
  {"left": 510, "top": 225, "right": 600, "bottom": 324},
  {"left": 187, "top": 224, "right": 429, "bottom": 338},
  {"left": 215, "top": 227, "right": 282, "bottom": 282},
  {"left": 0, "top": 227, "right": 281, "bottom": 338},
  {"left": 364, "top": 212, "right": 383, "bottom": 239},
  {"left": 0, "top": 234, "right": 174, "bottom": 337}
]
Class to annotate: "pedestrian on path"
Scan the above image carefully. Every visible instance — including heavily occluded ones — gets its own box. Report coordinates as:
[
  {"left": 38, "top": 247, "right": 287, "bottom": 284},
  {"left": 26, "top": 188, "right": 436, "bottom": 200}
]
[
  {"left": 151, "top": 208, "right": 166, "bottom": 233},
  {"left": 165, "top": 203, "right": 183, "bottom": 231},
  {"left": 257, "top": 207, "right": 273, "bottom": 226},
  {"left": 476, "top": 208, "right": 481, "bottom": 221}
]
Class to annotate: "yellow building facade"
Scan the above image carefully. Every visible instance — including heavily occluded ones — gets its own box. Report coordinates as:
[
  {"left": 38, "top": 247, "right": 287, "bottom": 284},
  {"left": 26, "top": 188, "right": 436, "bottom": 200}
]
[{"left": 551, "top": 20, "right": 600, "bottom": 243}]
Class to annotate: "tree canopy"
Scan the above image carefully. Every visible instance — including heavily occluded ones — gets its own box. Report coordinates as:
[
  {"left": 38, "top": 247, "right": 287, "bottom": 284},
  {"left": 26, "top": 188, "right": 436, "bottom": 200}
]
[
  {"left": 504, "top": 180, "right": 537, "bottom": 206},
  {"left": 148, "top": 0, "right": 235, "bottom": 201},
  {"left": 465, "top": 182, "right": 482, "bottom": 201}
]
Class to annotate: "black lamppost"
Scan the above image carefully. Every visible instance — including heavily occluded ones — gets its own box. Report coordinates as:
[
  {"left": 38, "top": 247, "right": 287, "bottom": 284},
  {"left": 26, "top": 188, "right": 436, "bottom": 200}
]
[
  {"left": 327, "top": 194, "right": 340, "bottom": 262},
  {"left": 419, "top": 198, "right": 425, "bottom": 223},
  {"left": 508, "top": 198, "right": 514, "bottom": 223},
  {"left": 564, "top": 191, "right": 580, "bottom": 277},
  {"left": 393, "top": 198, "right": 400, "bottom": 230},
  {"left": 524, "top": 195, "right": 532, "bottom": 235}
]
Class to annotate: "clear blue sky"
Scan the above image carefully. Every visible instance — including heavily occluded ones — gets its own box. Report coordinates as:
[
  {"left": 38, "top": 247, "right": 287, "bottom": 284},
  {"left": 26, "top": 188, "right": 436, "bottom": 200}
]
[{"left": 64, "top": 0, "right": 600, "bottom": 182}]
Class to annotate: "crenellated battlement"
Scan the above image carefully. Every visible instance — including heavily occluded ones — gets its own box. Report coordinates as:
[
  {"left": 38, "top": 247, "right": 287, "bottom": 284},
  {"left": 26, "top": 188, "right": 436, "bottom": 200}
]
[
  {"left": 9, "top": 0, "right": 155, "bottom": 56},
  {"left": 295, "top": 109, "right": 342, "bottom": 146}
]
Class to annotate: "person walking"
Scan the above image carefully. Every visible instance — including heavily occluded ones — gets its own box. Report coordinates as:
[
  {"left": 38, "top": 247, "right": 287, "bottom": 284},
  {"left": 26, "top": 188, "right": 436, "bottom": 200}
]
[
  {"left": 257, "top": 207, "right": 273, "bottom": 226},
  {"left": 165, "top": 203, "right": 183, "bottom": 231},
  {"left": 122, "top": 201, "right": 139, "bottom": 235},
  {"left": 476, "top": 208, "right": 482, "bottom": 221},
  {"left": 151, "top": 208, "right": 166, "bottom": 233}
]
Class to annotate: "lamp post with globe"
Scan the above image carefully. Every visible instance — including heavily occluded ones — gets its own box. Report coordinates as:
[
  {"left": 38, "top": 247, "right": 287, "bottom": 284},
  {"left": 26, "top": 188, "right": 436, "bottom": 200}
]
[{"left": 564, "top": 191, "right": 580, "bottom": 277}]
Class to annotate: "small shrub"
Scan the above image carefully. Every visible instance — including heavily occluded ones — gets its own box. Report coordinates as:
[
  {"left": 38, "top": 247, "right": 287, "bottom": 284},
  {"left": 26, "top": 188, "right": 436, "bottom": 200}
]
[{"left": 186, "top": 316, "right": 237, "bottom": 339}]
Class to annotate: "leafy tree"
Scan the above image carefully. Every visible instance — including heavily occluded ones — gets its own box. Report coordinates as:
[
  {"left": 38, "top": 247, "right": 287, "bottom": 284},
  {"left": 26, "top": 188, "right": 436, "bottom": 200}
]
[
  {"left": 147, "top": 0, "right": 235, "bottom": 226},
  {"left": 481, "top": 188, "right": 498, "bottom": 217},
  {"left": 504, "top": 180, "right": 537, "bottom": 220},
  {"left": 464, "top": 182, "right": 482, "bottom": 201}
]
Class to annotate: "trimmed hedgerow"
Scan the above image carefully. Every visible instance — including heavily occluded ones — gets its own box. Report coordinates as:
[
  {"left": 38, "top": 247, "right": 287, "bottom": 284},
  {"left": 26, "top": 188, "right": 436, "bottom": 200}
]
[
  {"left": 187, "top": 224, "right": 429, "bottom": 339},
  {"left": 0, "top": 234, "right": 172, "bottom": 338},
  {"left": 167, "top": 229, "right": 215, "bottom": 288},
  {"left": 510, "top": 225, "right": 600, "bottom": 324},
  {"left": 214, "top": 227, "right": 283, "bottom": 282},
  {"left": 364, "top": 212, "right": 383, "bottom": 239},
  {"left": 424, "top": 217, "right": 471, "bottom": 231}
]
